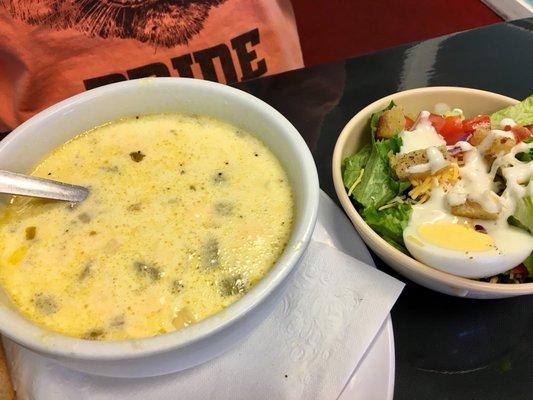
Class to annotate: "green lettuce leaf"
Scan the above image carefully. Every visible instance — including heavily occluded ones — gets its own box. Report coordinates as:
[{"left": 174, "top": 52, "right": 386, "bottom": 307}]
[
  {"left": 361, "top": 203, "right": 412, "bottom": 253},
  {"left": 342, "top": 145, "right": 371, "bottom": 190},
  {"left": 350, "top": 136, "right": 408, "bottom": 208},
  {"left": 491, "top": 94, "right": 533, "bottom": 127},
  {"left": 523, "top": 252, "right": 533, "bottom": 276},
  {"left": 399, "top": 179, "right": 412, "bottom": 193},
  {"left": 388, "top": 133, "right": 403, "bottom": 154},
  {"left": 507, "top": 196, "right": 533, "bottom": 234},
  {"left": 516, "top": 136, "right": 533, "bottom": 162},
  {"left": 342, "top": 101, "right": 414, "bottom": 254}
]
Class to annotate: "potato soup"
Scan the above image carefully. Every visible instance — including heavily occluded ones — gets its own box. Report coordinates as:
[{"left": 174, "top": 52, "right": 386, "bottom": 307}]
[{"left": 0, "top": 114, "right": 293, "bottom": 340}]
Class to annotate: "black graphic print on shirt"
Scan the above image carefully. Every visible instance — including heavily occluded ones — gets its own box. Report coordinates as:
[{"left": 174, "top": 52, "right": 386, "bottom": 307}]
[{"left": 1, "top": 0, "right": 226, "bottom": 47}]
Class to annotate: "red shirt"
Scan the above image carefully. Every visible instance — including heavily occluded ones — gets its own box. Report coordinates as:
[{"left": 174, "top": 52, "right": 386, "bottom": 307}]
[{"left": 0, "top": 0, "right": 303, "bottom": 132}]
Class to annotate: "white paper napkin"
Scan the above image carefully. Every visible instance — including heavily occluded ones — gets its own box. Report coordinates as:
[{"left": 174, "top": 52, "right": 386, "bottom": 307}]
[{"left": 3, "top": 240, "right": 404, "bottom": 400}]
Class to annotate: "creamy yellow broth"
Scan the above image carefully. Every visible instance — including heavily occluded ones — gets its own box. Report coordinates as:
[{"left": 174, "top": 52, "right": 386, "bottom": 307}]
[{"left": 0, "top": 114, "right": 293, "bottom": 340}]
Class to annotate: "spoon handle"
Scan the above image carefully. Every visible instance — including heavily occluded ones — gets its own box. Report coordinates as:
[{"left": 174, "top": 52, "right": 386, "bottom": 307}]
[{"left": 0, "top": 170, "right": 89, "bottom": 202}]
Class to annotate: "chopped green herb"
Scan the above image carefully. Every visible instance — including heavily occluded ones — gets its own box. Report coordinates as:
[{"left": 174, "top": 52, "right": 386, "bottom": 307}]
[
  {"left": 25, "top": 226, "right": 36, "bottom": 240},
  {"left": 84, "top": 328, "right": 105, "bottom": 340},
  {"left": 33, "top": 293, "right": 58, "bottom": 314},
  {"left": 214, "top": 201, "right": 234, "bottom": 216},
  {"left": 220, "top": 274, "right": 247, "bottom": 297},
  {"left": 171, "top": 279, "right": 185, "bottom": 294},
  {"left": 213, "top": 172, "right": 226, "bottom": 184},
  {"left": 129, "top": 151, "right": 145, "bottom": 162},
  {"left": 100, "top": 165, "right": 119, "bottom": 173},
  {"left": 110, "top": 315, "right": 125, "bottom": 328},
  {"left": 201, "top": 238, "right": 220, "bottom": 269},
  {"left": 134, "top": 261, "right": 163, "bottom": 281},
  {"left": 79, "top": 262, "right": 92, "bottom": 281},
  {"left": 78, "top": 213, "right": 91, "bottom": 223},
  {"left": 127, "top": 203, "right": 142, "bottom": 212}
]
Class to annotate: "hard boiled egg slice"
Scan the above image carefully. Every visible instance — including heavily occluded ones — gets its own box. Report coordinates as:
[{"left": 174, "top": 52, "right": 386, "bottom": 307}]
[{"left": 403, "top": 217, "right": 533, "bottom": 279}]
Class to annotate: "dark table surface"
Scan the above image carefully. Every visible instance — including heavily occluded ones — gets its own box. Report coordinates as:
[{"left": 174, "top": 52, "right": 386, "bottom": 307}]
[{"left": 237, "top": 19, "right": 533, "bottom": 400}]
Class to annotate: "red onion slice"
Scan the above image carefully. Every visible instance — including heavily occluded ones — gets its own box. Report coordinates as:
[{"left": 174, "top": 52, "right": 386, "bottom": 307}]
[
  {"left": 459, "top": 132, "right": 473, "bottom": 142},
  {"left": 447, "top": 146, "right": 462, "bottom": 156},
  {"left": 474, "top": 224, "right": 487, "bottom": 234}
]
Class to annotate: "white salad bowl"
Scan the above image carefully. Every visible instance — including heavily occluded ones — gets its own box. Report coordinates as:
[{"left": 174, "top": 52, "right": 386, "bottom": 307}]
[
  {"left": 333, "top": 86, "right": 533, "bottom": 299},
  {"left": 0, "top": 77, "right": 319, "bottom": 377}
]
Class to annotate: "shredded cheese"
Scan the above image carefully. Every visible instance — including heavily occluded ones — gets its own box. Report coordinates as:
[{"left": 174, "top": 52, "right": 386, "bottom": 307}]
[
  {"left": 378, "top": 203, "right": 396, "bottom": 211},
  {"left": 378, "top": 195, "right": 407, "bottom": 211},
  {"left": 408, "top": 163, "right": 460, "bottom": 202},
  {"left": 347, "top": 168, "right": 365, "bottom": 196}
]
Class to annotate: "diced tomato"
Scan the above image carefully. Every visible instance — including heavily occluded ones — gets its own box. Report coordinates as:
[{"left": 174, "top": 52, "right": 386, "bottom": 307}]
[
  {"left": 511, "top": 264, "right": 528, "bottom": 275},
  {"left": 424, "top": 113, "right": 467, "bottom": 144},
  {"left": 427, "top": 113, "right": 445, "bottom": 132},
  {"left": 404, "top": 116, "right": 414, "bottom": 130},
  {"left": 439, "top": 116, "right": 465, "bottom": 145},
  {"left": 511, "top": 125, "right": 532, "bottom": 142},
  {"left": 462, "top": 115, "right": 490, "bottom": 132}
]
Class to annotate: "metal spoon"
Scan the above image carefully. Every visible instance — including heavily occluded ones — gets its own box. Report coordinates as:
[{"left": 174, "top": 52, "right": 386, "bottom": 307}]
[{"left": 0, "top": 170, "right": 89, "bottom": 202}]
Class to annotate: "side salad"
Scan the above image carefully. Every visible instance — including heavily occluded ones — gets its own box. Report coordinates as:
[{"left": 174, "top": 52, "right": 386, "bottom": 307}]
[{"left": 342, "top": 95, "right": 533, "bottom": 283}]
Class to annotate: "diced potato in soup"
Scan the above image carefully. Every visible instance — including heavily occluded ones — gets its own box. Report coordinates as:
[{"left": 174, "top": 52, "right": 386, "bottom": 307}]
[{"left": 0, "top": 114, "right": 294, "bottom": 340}]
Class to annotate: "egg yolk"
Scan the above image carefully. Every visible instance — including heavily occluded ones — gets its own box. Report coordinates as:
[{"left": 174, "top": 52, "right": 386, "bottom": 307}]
[{"left": 417, "top": 223, "right": 495, "bottom": 252}]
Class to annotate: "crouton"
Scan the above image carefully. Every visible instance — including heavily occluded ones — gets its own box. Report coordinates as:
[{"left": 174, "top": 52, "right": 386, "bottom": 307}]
[
  {"left": 469, "top": 127, "right": 489, "bottom": 146},
  {"left": 485, "top": 136, "right": 516, "bottom": 161},
  {"left": 390, "top": 146, "right": 453, "bottom": 180},
  {"left": 376, "top": 106, "right": 405, "bottom": 138},
  {"left": 469, "top": 128, "right": 516, "bottom": 161},
  {"left": 450, "top": 200, "right": 498, "bottom": 220}
]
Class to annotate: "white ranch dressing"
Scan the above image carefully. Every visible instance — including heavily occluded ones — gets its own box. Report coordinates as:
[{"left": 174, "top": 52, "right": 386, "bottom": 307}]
[
  {"left": 406, "top": 163, "right": 431, "bottom": 174},
  {"left": 399, "top": 111, "right": 446, "bottom": 154},
  {"left": 493, "top": 129, "right": 515, "bottom": 139},
  {"left": 500, "top": 118, "right": 517, "bottom": 128},
  {"left": 450, "top": 141, "right": 474, "bottom": 152},
  {"left": 446, "top": 147, "right": 501, "bottom": 213},
  {"left": 477, "top": 129, "right": 515, "bottom": 154},
  {"left": 401, "top": 110, "right": 530, "bottom": 220},
  {"left": 498, "top": 141, "right": 533, "bottom": 208},
  {"left": 406, "top": 146, "right": 449, "bottom": 174},
  {"left": 447, "top": 130, "right": 532, "bottom": 217},
  {"left": 427, "top": 147, "right": 449, "bottom": 173}
]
